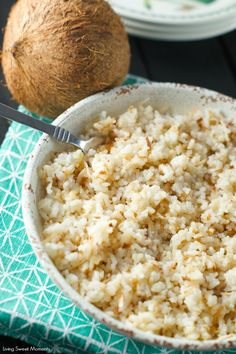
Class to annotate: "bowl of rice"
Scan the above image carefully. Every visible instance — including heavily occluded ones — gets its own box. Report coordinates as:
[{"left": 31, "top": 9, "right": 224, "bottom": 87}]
[{"left": 22, "top": 83, "right": 236, "bottom": 351}]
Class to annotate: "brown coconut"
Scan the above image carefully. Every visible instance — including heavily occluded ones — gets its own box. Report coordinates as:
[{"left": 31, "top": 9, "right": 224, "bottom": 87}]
[{"left": 2, "top": 0, "right": 130, "bottom": 118}]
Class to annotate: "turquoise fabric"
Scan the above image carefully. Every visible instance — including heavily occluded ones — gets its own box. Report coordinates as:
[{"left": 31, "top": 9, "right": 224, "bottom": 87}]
[{"left": 0, "top": 75, "right": 234, "bottom": 353}]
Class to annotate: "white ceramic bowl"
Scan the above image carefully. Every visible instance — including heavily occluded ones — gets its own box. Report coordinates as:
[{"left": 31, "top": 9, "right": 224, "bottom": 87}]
[{"left": 22, "top": 83, "right": 236, "bottom": 351}]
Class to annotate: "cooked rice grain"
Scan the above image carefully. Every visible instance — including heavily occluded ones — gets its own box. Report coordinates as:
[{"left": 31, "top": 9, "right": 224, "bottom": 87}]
[{"left": 39, "top": 105, "right": 236, "bottom": 340}]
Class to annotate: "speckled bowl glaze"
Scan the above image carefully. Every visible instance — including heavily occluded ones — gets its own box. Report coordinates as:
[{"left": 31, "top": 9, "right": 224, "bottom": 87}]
[{"left": 22, "top": 83, "right": 236, "bottom": 351}]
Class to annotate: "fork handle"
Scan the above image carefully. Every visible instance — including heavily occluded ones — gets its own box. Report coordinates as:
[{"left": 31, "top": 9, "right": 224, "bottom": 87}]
[
  {"left": 0, "top": 103, "right": 79, "bottom": 145},
  {"left": 0, "top": 103, "right": 56, "bottom": 135}
]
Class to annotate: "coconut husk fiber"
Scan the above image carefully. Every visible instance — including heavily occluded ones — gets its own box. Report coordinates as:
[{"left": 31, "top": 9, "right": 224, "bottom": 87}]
[{"left": 2, "top": 0, "right": 130, "bottom": 118}]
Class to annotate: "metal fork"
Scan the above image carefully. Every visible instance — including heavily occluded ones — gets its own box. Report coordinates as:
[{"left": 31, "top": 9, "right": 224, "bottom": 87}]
[{"left": 0, "top": 103, "right": 104, "bottom": 153}]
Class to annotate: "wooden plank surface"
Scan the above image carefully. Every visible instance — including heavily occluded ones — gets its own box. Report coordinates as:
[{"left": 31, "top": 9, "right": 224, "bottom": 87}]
[
  {"left": 129, "top": 37, "right": 150, "bottom": 79},
  {"left": 138, "top": 36, "right": 236, "bottom": 97},
  {"left": 220, "top": 31, "right": 236, "bottom": 95}
]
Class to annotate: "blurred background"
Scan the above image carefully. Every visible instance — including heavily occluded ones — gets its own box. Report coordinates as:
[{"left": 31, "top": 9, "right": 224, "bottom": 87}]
[
  {"left": 1, "top": 2, "right": 236, "bottom": 143},
  {"left": 2, "top": 0, "right": 236, "bottom": 110}
]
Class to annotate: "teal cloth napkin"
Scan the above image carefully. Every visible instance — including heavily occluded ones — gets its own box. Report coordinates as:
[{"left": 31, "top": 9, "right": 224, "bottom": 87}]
[{"left": 0, "top": 74, "right": 234, "bottom": 354}]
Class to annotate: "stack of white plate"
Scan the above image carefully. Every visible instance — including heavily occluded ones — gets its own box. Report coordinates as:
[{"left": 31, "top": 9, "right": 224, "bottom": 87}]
[{"left": 108, "top": 0, "right": 236, "bottom": 41}]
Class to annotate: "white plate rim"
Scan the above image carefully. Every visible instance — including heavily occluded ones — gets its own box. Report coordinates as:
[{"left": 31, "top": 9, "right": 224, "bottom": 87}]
[
  {"left": 109, "top": 0, "right": 236, "bottom": 25},
  {"left": 125, "top": 19, "right": 236, "bottom": 40},
  {"left": 121, "top": 13, "right": 236, "bottom": 33}
]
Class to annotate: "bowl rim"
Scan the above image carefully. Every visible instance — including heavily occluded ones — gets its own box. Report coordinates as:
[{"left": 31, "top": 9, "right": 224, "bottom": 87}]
[{"left": 22, "top": 82, "right": 236, "bottom": 351}]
